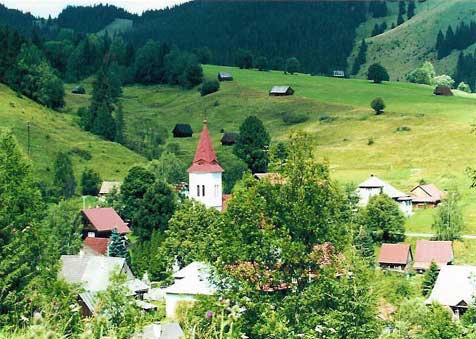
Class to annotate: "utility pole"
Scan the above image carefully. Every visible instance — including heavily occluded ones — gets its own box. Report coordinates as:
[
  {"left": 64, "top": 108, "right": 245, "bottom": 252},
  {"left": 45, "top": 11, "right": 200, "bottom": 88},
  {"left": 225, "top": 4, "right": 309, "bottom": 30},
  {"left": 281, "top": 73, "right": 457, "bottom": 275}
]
[{"left": 27, "top": 121, "right": 31, "bottom": 156}]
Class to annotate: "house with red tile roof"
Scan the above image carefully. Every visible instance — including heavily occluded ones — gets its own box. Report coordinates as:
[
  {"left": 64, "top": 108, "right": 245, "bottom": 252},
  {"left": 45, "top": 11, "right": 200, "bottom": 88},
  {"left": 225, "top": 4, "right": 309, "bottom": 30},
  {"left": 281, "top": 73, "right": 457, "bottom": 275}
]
[
  {"left": 414, "top": 240, "right": 454, "bottom": 272},
  {"left": 81, "top": 207, "right": 130, "bottom": 239},
  {"left": 411, "top": 184, "right": 445, "bottom": 208},
  {"left": 188, "top": 120, "right": 224, "bottom": 211},
  {"left": 378, "top": 243, "right": 413, "bottom": 271}
]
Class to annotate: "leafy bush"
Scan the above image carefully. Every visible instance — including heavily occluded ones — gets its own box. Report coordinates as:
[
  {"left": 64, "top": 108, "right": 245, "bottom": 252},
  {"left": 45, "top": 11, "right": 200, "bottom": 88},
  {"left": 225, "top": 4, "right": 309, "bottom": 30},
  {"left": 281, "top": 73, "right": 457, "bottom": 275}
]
[
  {"left": 457, "top": 81, "right": 472, "bottom": 93},
  {"left": 433, "top": 74, "right": 455, "bottom": 88},
  {"left": 367, "top": 137, "right": 374, "bottom": 145},
  {"left": 367, "top": 63, "right": 389, "bottom": 83},
  {"left": 81, "top": 168, "right": 101, "bottom": 195},
  {"left": 318, "top": 114, "right": 336, "bottom": 123},
  {"left": 200, "top": 80, "right": 220, "bottom": 96},
  {"left": 406, "top": 61, "right": 435, "bottom": 85},
  {"left": 282, "top": 112, "right": 309, "bottom": 125},
  {"left": 370, "top": 97, "right": 385, "bottom": 114}
]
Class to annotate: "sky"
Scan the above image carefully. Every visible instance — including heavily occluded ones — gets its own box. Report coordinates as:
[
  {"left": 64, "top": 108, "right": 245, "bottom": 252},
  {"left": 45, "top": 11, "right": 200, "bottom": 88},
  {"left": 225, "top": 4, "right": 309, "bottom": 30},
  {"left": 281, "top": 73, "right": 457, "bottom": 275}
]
[{"left": 1, "top": 1, "right": 189, "bottom": 18}]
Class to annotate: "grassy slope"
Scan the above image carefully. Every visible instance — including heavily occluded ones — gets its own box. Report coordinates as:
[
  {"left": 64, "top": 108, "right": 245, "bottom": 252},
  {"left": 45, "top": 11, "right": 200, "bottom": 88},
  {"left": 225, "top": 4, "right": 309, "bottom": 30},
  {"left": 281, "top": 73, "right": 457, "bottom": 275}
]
[
  {"left": 65, "top": 65, "right": 476, "bottom": 233},
  {"left": 0, "top": 84, "right": 144, "bottom": 185},
  {"left": 354, "top": 0, "right": 476, "bottom": 80}
]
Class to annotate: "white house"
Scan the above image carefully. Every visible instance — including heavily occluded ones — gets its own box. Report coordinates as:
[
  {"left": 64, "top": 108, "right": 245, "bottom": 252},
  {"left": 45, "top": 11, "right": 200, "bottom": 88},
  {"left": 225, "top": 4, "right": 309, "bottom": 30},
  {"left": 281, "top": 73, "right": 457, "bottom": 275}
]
[
  {"left": 357, "top": 175, "right": 413, "bottom": 216},
  {"left": 426, "top": 265, "right": 476, "bottom": 318},
  {"left": 188, "top": 121, "right": 224, "bottom": 211},
  {"left": 164, "top": 262, "right": 215, "bottom": 319}
]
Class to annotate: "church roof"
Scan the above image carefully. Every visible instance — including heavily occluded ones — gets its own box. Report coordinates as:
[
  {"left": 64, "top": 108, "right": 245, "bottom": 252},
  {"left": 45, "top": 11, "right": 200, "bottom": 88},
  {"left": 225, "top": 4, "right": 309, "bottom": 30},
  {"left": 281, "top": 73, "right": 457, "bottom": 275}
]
[{"left": 188, "top": 121, "right": 224, "bottom": 173}]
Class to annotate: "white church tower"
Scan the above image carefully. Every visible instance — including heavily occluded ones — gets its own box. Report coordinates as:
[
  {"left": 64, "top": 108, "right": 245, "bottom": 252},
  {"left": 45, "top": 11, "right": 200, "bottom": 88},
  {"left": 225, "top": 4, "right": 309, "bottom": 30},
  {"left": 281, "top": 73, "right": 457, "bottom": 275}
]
[{"left": 188, "top": 120, "right": 223, "bottom": 210}]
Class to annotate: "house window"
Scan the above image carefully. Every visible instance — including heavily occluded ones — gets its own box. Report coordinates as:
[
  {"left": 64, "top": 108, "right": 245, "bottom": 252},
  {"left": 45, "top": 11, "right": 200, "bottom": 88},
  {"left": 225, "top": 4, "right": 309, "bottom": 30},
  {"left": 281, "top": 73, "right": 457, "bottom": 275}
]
[
  {"left": 88, "top": 232, "right": 95, "bottom": 238},
  {"left": 197, "top": 185, "right": 200, "bottom": 197},
  {"left": 202, "top": 185, "right": 205, "bottom": 196}
]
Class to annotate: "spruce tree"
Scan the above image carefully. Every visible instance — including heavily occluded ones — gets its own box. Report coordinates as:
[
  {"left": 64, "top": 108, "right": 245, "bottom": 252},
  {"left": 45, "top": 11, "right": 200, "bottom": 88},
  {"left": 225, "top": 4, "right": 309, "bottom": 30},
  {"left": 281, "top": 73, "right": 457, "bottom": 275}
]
[
  {"left": 81, "top": 168, "right": 101, "bottom": 196},
  {"left": 398, "top": 1, "right": 406, "bottom": 16},
  {"left": 234, "top": 116, "right": 271, "bottom": 173},
  {"left": 351, "top": 40, "right": 367, "bottom": 75},
  {"left": 355, "top": 226, "right": 375, "bottom": 265},
  {"left": 0, "top": 131, "right": 44, "bottom": 324},
  {"left": 115, "top": 102, "right": 125, "bottom": 145},
  {"left": 54, "top": 152, "right": 76, "bottom": 198},
  {"left": 422, "top": 261, "right": 439, "bottom": 296},
  {"left": 436, "top": 30, "right": 445, "bottom": 59},
  {"left": 407, "top": 1, "right": 416, "bottom": 20},
  {"left": 397, "top": 13, "right": 404, "bottom": 26},
  {"left": 108, "top": 228, "right": 127, "bottom": 258},
  {"left": 285, "top": 57, "right": 300, "bottom": 74}
]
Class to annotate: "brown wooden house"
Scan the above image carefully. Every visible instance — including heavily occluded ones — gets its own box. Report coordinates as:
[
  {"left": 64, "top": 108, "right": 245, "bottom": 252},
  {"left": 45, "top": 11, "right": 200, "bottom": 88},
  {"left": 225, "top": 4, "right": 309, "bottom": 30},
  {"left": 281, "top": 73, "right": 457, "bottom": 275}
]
[
  {"left": 378, "top": 243, "right": 413, "bottom": 271},
  {"left": 411, "top": 183, "right": 445, "bottom": 208},
  {"left": 81, "top": 207, "right": 130, "bottom": 239}
]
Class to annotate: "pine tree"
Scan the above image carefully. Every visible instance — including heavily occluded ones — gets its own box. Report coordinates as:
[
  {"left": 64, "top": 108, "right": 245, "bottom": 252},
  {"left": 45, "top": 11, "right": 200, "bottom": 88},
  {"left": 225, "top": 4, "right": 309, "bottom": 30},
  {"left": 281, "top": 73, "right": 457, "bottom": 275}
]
[
  {"left": 422, "top": 261, "right": 439, "bottom": 296},
  {"left": 355, "top": 226, "right": 375, "bottom": 265},
  {"left": 436, "top": 30, "right": 445, "bottom": 59},
  {"left": 115, "top": 102, "right": 125, "bottom": 145},
  {"left": 54, "top": 152, "right": 76, "bottom": 198},
  {"left": 407, "top": 1, "right": 416, "bottom": 20},
  {"left": 351, "top": 40, "right": 367, "bottom": 75},
  {"left": 108, "top": 228, "right": 127, "bottom": 258},
  {"left": 397, "top": 13, "right": 404, "bottom": 26},
  {"left": 398, "top": 1, "right": 406, "bottom": 16}
]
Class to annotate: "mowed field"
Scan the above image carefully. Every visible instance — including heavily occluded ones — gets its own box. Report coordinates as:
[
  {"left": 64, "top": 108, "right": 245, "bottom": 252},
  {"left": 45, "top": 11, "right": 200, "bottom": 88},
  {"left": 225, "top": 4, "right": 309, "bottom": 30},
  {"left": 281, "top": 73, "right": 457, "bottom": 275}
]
[{"left": 64, "top": 64, "right": 476, "bottom": 233}]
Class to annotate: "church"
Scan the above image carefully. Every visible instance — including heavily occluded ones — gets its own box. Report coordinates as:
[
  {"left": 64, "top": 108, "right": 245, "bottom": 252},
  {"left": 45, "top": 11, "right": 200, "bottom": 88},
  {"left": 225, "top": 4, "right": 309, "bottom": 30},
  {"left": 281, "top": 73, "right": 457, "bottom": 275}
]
[{"left": 188, "top": 120, "right": 224, "bottom": 211}]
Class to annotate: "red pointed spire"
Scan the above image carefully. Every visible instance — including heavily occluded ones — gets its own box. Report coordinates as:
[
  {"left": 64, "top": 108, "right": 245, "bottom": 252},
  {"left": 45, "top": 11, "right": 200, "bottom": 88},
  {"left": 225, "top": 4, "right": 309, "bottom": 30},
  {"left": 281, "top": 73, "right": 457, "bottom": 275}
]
[{"left": 188, "top": 120, "right": 224, "bottom": 173}]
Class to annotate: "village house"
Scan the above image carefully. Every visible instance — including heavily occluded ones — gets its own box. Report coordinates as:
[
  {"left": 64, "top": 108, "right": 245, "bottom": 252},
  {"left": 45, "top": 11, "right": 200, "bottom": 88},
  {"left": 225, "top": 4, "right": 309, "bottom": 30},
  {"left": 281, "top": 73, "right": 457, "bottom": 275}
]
[
  {"left": 425, "top": 265, "right": 476, "bottom": 318},
  {"left": 410, "top": 183, "right": 445, "bottom": 208},
  {"left": 217, "top": 71, "right": 233, "bottom": 81},
  {"left": 188, "top": 120, "right": 224, "bottom": 211},
  {"left": 269, "top": 85, "right": 294, "bottom": 96},
  {"left": 59, "top": 255, "right": 150, "bottom": 316},
  {"left": 81, "top": 207, "right": 130, "bottom": 239},
  {"left": 414, "top": 240, "right": 454, "bottom": 272},
  {"left": 83, "top": 237, "right": 109, "bottom": 256},
  {"left": 378, "top": 243, "right": 413, "bottom": 271},
  {"left": 357, "top": 175, "right": 413, "bottom": 216},
  {"left": 99, "top": 181, "right": 121, "bottom": 197},
  {"left": 164, "top": 262, "right": 215, "bottom": 319}
]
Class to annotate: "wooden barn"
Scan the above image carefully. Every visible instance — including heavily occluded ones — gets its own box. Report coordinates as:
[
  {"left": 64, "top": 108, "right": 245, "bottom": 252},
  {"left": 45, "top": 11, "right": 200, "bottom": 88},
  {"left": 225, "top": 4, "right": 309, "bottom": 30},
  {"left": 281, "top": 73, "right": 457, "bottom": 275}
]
[
  {"left": 414, "top": 240, "right": 454, "bottom": 272},
  {"left": 410, "top": 183, "right": 445, "bottom": 208},
  {"left": 332, "top": 70, "right": 345, "bottom": 78},
  {"left": 434, "top": 85, "right": 453, "bottom": 96},
  {"left": 172, "top": 124, "right": 193, "bottom": 138},
  {"left": 218, "top": 72, "right": 233, "bottom": 81},
  {"left": 269, "top": 86, "right": 294, "bottom": 96},
  {"left": 221, "top": 132, "right": 237, "bottom": 146},
  {"left": 72, "top": 86, "right": 86, "bottom": 94}
]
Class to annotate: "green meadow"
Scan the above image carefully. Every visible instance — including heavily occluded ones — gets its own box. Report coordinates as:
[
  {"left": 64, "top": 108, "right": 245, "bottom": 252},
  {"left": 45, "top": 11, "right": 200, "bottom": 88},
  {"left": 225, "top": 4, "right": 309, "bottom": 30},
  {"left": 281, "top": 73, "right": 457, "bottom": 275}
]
[{"left": 61, "top": 64, "right": 476, "bottom": 233}]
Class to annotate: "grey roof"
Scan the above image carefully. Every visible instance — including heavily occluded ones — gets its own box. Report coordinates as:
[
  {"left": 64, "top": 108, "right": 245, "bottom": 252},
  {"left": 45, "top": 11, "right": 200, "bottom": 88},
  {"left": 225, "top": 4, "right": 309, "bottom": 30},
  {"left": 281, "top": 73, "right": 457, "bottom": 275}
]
[
  {"left": 426, "top": 265, "right": 476, "bottom": 307},
  {"left": 270, "top": 86, "right": 292, "bottom": 94},
  {"left": 79, "top": 291, "right": 98, "bottom": 314},
  {"left": 166, "top": 262, "right": 215, "bottom": 295},
  {"left": 59, "top": 255, "right": 136, "bottom": 292},
  {"left": 218, "top": 72, "right": 232, "bottom": 78},
  {"left": 141, "top": 322, "right": 184, "bottom": 339},
  {"left": 358, "top": 175, "right": 410, "bottom": 200}
]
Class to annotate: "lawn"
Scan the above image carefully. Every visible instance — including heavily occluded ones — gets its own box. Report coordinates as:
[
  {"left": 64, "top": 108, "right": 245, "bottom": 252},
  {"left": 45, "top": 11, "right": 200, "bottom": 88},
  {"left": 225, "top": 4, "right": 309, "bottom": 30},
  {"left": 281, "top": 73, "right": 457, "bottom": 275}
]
[{"left": 63, "top": 64, "right": 476, "bottom": 232}]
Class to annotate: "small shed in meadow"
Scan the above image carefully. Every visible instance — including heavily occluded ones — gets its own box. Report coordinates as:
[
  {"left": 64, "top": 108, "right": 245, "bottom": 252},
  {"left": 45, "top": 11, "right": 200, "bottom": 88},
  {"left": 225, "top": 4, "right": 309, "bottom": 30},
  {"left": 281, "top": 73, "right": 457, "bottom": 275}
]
[
  {"left": 269, "top": 86, "right": 294, "bottom": 96},
  {"left": 218, "top": 72, "right": 233, "bottom": 81},
  {"left": 378, "top": 243, "right": 413, "bottom": 271},
  {"left": 172, "top": 124, "right": 193, "bottom": 138},
  {"left": 332, "top": 70, "right": 345, "bottom": 78},
  {"left": 434, "top": 85, "right": 453, "bottom": 96},
  {"left": 72, "top": 86, "right": 86, "bottom": 94},
  {"left": 410, "top": 184, "right": 445, "bottom": 208},
  {"left": 221, "top": 132, "right": 238, "bottom": 146}
]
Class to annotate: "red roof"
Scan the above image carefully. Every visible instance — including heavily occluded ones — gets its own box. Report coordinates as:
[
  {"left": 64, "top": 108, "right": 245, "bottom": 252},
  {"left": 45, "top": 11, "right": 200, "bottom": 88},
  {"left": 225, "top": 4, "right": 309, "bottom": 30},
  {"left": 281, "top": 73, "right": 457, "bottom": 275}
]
[
  {"left": 82, "top": 208, "right": 130, "bottom": 234},
  {"left": 378, "top": 243, "right": 411, "bottom": 265},
  {"left": 83, "top": 237, "right": 109, "bottom": 255},
  {"left": 188, "top": 121, "right": 224, "bottom": 173},
  {"left": 414, "top": 240, "right": 453, "bottom": 270},
  {"left": 411, "top": 184, "right": 445, "bottom": 203}
]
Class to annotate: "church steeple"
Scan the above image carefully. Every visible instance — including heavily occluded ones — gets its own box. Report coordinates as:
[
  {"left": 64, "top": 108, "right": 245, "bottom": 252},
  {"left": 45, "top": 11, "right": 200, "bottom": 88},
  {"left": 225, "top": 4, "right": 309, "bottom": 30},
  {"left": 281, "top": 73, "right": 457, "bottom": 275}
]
[
  {"left": 188, "top": 120, "right": 223, "bottom": 210},
  {"left": 188, "top": 120, "right": 224, "bottom": 173}
]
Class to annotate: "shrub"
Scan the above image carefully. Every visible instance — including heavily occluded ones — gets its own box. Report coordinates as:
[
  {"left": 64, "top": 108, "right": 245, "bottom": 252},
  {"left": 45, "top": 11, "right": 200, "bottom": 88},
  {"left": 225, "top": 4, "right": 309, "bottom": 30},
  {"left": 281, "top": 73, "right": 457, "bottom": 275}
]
[
  {"left": 371, "top": 97, "right": 385, "bottom": 114},
  {"left": 285, "top": 57, "right": 300, "bottom": 74},
  {"left": 81, "top": 168, "right": 101, "bottom": 195},
  {"left": 406, "top": 61, "right": 435, "bottom": 85},
  {"left": 69, "top": 147, "right": 92, "bottom": 160},
  {"left": 433, "top": 74, "right": 455, "bottom": 88},
  {"left": 282, "top": 112, "right": 309, "bottom": 125},
  {"left": 367, "top": 137, "right": 374, "bottom": 145},
  {"left": 457, "top": 81, "right": 471, "bottom": 93},
  {"left": 318, "top": 114, "right": 336, "bottom": 123},
  {"left": 200, "top": 80, "right": 220, "bottom": 96},
  {"left": 367, "top": 63, "right": 389, "bottom": 83}
]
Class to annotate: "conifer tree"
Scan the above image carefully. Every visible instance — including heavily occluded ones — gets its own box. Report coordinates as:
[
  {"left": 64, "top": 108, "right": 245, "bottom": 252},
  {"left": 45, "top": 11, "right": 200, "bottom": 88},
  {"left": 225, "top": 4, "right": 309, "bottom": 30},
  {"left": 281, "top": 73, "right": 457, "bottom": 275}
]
[
  {"left": 407, "top": 1, "right": 416, "bottom": 20},
  {"left": 422, "top": 261, "right": 439, "bottom": 296},
  {"left": 436, "top": 30, "right": 445, "bottom": 59},
  {"left": 108, "top": 228, "right": 127, "bottom": 258},
  {"left": 54, "top": 152, "right": 76, "bottom": 198},
  {"left": 0, "top": 131, "right": 44, "bottom": 324},
  {"left": 397, "top": 13, "right": 404, "bottom": 26},
  {"left": 115, "top": 102, "right": 125, "bottom": 145},
  {"left": 398, "top": 1, "right": 406, "bottom": 16},
  {"left": 355, "top": 226, "right": 375, "bottom": 265},
  {"left": 352, "top": 39, "right": 367, "bottom": 75}
]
